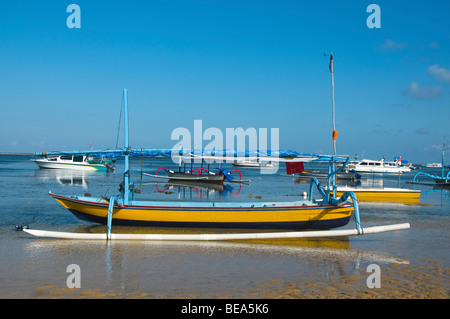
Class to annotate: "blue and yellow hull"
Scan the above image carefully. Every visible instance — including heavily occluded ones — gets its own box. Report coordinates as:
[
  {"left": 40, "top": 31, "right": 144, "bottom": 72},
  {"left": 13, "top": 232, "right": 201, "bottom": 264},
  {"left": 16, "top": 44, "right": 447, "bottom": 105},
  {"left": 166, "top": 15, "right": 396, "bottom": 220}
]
[{"left": 51, "top": 193, "right": 354, "bottom": 230}]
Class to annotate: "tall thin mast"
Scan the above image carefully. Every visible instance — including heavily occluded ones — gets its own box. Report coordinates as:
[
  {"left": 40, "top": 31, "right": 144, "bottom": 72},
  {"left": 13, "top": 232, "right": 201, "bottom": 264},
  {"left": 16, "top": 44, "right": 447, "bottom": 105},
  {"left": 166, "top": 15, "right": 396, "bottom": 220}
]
[
  {"left": 329, "top": 52, "right": 337, "bottom": 156},
  {"left": 442, "top": 139, "right": 445, "bottom": 179},
  {"left": 324, "top": 52, "right": 338, "bottom": 200},
  {"left": 123, "top": 88, "right": 130, "bottom": 204}
]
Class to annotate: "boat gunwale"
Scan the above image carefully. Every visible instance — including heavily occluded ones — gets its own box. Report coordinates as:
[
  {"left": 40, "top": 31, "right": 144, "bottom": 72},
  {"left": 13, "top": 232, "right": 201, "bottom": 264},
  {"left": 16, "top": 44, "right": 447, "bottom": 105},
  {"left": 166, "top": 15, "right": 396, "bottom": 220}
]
[
  {"left": 50, "top": 192, "right": 354, "bottom": 211},
  {"left": 335, "top": 187, "right": 421, "bottom": 194}
]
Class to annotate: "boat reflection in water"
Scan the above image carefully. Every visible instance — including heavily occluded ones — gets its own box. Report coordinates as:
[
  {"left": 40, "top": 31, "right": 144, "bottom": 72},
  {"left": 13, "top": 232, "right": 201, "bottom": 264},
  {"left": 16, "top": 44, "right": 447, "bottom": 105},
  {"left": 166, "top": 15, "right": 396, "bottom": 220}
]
[
  {"left": 151, "top": 180, "right": 244, "bottom": 199},
  {"left": 34, "top": 169, "right": 95, "bottom": 189}
]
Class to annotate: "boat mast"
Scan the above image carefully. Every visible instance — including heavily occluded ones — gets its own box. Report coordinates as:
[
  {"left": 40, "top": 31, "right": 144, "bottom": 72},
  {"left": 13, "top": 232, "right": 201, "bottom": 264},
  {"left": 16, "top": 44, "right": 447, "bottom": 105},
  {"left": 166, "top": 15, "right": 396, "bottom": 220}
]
[
  {"left": 326, "top": 52, "right": 337, "bottom": 199},
  {"left": 442, "top": 139, "right": 445, "bottom": 179},
  {"left": 329, "top": 52, "right": 337, "bottom": 156},
  {"left": 123, "top": 88, "right": 130, "bottom": 204}
]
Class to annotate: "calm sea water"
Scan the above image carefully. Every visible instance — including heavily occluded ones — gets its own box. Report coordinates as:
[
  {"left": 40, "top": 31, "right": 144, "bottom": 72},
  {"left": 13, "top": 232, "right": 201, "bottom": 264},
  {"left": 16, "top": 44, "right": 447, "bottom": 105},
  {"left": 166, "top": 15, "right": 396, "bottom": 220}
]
[{"left": 0, "top": 154, "right": 448, "bottom": 299}]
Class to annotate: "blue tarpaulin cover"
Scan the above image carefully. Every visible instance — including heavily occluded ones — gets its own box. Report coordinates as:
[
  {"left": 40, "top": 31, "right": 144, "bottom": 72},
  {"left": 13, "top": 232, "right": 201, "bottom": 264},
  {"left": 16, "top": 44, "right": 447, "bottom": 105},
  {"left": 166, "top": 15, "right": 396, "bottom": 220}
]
[{"left": 36, "top": 148, "right": 314, "bottom": 158}]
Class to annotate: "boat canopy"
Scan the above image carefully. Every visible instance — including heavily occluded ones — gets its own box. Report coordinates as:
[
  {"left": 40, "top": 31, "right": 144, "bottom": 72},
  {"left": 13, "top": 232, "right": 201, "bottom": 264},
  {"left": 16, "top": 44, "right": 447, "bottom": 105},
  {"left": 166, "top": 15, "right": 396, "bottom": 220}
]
[{"left": 34, "top": 148, "right": 350, "bottom": 162}]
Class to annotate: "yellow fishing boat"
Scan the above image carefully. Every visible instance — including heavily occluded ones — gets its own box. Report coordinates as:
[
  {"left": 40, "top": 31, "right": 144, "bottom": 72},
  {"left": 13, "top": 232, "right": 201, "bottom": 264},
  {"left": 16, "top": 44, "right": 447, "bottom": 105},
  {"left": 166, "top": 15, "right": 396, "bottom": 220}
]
[{"left": 50, "top": 192, "right": 355, "bottom": 229}]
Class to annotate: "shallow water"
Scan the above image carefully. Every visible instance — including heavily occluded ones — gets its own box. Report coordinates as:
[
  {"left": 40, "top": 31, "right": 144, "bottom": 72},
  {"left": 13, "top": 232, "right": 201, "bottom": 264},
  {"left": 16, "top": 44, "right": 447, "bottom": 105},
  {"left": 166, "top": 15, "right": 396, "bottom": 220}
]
[{"left": 0, "top": 155, "right": 448, "bottom": 299}]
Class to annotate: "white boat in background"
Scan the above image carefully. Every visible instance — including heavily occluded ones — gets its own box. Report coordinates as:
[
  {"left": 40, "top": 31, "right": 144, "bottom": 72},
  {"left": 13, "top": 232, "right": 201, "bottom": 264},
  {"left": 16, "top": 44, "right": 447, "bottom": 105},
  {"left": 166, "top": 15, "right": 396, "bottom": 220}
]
[
  {"left": 424, "top": 163, "right": 442, "bottom": 168},
  {"left": 345, "top": 158, "right": 411, "bottom": 174},
  {"left": 232, "top": 159, "right": 274, "bottom": 168},
  {"left": 33, "top": 154, "right": 115, "bottom": 172}
]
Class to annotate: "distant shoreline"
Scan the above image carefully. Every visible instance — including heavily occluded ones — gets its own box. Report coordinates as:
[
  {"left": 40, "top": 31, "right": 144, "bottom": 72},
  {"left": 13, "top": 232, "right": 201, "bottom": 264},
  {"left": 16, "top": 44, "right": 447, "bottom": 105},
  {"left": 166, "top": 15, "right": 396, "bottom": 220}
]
[{"left": 0, "top": 153, "right": 32, "bottom": 156}]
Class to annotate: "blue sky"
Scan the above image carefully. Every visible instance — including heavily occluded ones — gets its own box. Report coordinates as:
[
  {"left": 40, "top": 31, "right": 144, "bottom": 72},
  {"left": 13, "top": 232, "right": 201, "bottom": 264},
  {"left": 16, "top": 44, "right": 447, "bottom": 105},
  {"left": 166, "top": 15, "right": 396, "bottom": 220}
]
[{"left": 0, "top": 1, "right": 449, "bottom": 163}]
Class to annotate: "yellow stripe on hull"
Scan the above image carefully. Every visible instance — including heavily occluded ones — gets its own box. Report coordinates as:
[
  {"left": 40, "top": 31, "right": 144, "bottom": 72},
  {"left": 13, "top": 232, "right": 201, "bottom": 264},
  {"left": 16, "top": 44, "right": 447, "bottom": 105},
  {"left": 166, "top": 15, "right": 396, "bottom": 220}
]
[
  {"left": 335, "top": 189, "right": 421, "bottom": 203},
  {"left": 53, "top": 195, "right": 354, "bottom": 229}
]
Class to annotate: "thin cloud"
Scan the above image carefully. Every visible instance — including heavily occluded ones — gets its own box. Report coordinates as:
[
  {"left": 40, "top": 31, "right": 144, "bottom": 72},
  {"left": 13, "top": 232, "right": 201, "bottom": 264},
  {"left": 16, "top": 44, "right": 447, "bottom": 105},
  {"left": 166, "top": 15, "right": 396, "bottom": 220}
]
[
  {"left": 429, "top": 41, "right": 439, "bottom": 49},
  {"left": 415, "top": 128, "right": 429, "bottom": 135},
  {"left": 390, "top": 103, "right": 412, "bottom": 109},
  {"left": 402, "top": 82, "right": 441, "bottom": 99},
  {"left": 431, "top": 144, "right": 444, "bottom": 151},
  {"left": 423, "top": 144, "right": 444, "bottom": 152},
  {"left": 427, "top": 64, "right": 450, "bottom": 82},
  {"left": 378, "top": 39, "right": 407, "bottom": 51}
]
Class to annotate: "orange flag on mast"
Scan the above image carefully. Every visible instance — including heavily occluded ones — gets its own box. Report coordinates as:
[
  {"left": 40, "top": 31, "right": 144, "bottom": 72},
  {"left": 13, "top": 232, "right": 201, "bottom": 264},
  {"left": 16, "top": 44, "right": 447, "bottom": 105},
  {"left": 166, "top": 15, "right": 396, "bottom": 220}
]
[{"left": 332, "top": 130, "right": 338, "bottom": 141}]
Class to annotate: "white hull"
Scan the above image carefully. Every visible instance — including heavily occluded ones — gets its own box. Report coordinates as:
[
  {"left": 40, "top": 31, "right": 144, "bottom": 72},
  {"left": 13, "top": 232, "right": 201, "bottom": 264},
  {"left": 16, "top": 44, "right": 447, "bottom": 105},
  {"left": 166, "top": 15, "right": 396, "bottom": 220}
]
[
  {"left": 349, "top": 167, "right": 410, "bottom": 174},
  {"left": 33, "top": 159, "right": 104, "bottom": 171},
  {"left": 424, "top": 163, "right": 442, "bottom": 168},
  {"left": 346, "top": 159, "right": 411, "bottom": 174},
  {"left": 232, "top": 161, "right": 274, "bottom": 168},
  {"left": 33, "top": 155, "right": 113, "bottom": 171}
]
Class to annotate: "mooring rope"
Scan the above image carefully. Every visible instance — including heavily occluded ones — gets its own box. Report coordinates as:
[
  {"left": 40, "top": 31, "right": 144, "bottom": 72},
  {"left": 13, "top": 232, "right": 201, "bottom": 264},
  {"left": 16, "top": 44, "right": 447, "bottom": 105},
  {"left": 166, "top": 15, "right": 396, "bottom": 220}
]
[{"left": 0, "top": 193, "right": 47, "bottom": 220}]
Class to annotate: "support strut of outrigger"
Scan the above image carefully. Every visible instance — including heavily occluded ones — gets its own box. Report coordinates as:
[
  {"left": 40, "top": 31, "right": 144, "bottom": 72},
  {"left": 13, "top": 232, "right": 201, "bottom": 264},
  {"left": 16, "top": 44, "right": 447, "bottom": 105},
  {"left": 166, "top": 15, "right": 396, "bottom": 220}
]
[
  {"left": 107, "top": 196, "right": 116, "bottom": 240},
  {"left": 308, "top": 177, "right": 362, "bottom": 233},
  {"left": 308, "top": 177, "right": 326, "bottom": 202},
  {"left": 343, "top": 191, "right": 362, "bottom": 233}
]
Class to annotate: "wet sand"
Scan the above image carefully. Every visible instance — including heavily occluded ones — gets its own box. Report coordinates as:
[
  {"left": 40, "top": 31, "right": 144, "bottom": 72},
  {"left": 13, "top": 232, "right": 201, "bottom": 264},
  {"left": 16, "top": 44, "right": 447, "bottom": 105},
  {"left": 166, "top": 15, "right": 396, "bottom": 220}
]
[
  {"left": 251, "top": 260, "right": 449, "bottom": 299},
  {"left": 6, "top": 254, "right": 447, "bottom": 299}
]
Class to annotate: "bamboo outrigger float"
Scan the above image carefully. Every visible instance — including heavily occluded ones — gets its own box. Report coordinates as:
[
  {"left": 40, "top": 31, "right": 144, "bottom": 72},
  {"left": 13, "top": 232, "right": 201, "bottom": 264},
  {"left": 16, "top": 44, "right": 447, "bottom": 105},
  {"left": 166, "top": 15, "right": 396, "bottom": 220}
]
[{"left": 22, "top": 89, "right": 410, "bottom": 241}]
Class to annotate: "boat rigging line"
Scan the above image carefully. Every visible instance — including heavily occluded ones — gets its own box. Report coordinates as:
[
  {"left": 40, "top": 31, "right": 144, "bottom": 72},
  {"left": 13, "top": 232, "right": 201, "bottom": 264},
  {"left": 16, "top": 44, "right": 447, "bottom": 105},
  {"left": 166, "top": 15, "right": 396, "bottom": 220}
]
[{"left": 115, "top": 90, "right": 124, "bottom": 149}]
